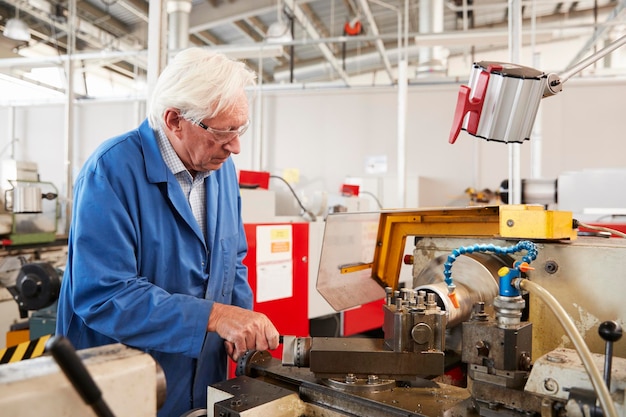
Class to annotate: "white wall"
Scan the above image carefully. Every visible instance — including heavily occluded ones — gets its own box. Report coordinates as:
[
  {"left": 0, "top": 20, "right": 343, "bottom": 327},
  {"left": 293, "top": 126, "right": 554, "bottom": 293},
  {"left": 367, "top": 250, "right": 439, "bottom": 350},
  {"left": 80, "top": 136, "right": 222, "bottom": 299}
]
[
  {"left": 0, "top": 78, "right": 625, "bottom": 220},
  {"left": 239, "top": 79, "right": 626, "bottom": 212}
]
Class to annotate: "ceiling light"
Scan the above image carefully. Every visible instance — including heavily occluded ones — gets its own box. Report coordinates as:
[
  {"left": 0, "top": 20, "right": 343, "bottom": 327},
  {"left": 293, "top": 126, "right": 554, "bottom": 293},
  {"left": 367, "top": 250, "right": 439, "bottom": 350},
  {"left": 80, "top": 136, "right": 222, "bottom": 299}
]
[
  {"left": 266, "top": 21, "right": 292, "bottom": 43},
  {"left": 4, "top": 17, "right": 30, "bottom": 42}
]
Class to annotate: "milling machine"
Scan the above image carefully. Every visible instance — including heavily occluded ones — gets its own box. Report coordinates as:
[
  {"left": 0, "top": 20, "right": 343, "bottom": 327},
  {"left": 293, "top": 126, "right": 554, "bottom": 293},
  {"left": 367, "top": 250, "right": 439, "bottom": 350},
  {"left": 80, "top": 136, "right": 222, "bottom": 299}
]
[
  {"left": 210, "top": 205, "right": 626, "bottom": 417},
  {"left": 0, "top": 159, "right": 60, "bottom": 246}
]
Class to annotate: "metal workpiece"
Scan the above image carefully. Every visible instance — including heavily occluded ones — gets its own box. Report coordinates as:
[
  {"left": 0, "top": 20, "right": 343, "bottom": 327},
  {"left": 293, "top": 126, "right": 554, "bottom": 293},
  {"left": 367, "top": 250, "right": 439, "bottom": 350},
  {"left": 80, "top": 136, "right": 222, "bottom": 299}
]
[
  {"left": 281, "top": 335, "right": 312, "bottom": 368},
  {"left": 414, "top": 249, "right": 506, "bottom": 328}
]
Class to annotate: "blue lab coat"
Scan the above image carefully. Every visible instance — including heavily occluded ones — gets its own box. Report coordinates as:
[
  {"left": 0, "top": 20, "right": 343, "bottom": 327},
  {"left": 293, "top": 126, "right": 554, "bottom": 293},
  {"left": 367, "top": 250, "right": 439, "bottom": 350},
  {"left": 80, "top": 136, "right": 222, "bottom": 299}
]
[{"left": 56, "top": 119, "right": 252, "bottom": 417}]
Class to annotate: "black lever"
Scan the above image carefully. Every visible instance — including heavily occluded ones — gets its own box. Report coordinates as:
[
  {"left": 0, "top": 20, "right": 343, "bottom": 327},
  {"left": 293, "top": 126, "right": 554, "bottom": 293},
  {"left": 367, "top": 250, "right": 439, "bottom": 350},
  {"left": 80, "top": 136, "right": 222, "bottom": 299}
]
[
  {"left": 45, "top": 335, "right": 116, "bottom": 417},
  {"left": 598, "top": 320, "right": 623, "bottom": 390}
]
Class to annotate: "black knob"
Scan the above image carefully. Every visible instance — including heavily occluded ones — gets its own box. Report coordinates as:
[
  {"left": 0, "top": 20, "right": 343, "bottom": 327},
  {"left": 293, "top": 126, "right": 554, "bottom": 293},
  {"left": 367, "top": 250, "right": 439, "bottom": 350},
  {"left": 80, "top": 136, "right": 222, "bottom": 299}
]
[
  {"left": 599, "top": 320, "right": 622, "bottom": 391},
  {"left": 599, "top": 321, "right": 623, "bottom": 343},
  {"left": 20, "top": 275, "right": 41, "bottom": 298}
]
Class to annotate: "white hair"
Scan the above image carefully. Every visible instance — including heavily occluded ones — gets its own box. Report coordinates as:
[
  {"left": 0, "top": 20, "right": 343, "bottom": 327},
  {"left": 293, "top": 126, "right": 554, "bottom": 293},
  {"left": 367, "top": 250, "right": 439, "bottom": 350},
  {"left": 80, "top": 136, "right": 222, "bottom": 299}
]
[{"left": 147, "top": 47, "right": 256, "bottom": 128}]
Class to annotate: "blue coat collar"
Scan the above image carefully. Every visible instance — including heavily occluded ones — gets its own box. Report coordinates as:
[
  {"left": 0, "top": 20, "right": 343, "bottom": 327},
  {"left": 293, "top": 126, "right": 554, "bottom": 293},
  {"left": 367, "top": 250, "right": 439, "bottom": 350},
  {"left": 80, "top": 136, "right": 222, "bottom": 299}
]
[{"left": 137, "top": 119, "right": 210, "bottom": 246}]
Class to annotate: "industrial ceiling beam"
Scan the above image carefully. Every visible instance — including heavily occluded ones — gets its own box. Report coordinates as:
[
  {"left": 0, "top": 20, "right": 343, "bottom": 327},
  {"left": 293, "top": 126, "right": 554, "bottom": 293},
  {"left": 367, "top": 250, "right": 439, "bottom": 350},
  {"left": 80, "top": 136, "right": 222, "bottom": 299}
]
[
  {"left": 565, "top": 0, "right": 626, "bottom": 70},
  {"left": 191, "top": 30, "right": 224, "bottom": 46},
  {"left": 357, "top": 0, "right": 395, "bottom": 84},
  {"left": 1, "top": 0, "right": 622, "bottom": 91},
  {"left": 114, "top": 0, "right": 150, "bottom": 23},
  {"left": 246, "top": 16, "right": 271, "bottom": 40},
  {"left": 283, "top": 0, "right": 351, "bottom": 85},
  {"left": 0, "top": 0, "right": 145, "bottom": 87},
  {"left": 271, "top": 25, "right": 591, "bottom": 82},
  {"left": 189, "top": 0, "right": 276, "bottom": 33},
  {"left": 232, "top": 19, "right": 264, "bottom": 42},
  {"left": 300, "top": 2, "right": 331, "bottom": 38},
  {"left": 247, "top": 15, "right": 287, "bottom": 54},
  {"left": 229, "top": 18, "right": 283, "bottom": 71},
  {"left": 300, "top": 2, "right": 340, "bottom": 55},
  {"left": 72, "top": 0, "right": 135, "bottom": 39},
  {"left": 10, "top": 0, "right": 145, "bottom": 67}
]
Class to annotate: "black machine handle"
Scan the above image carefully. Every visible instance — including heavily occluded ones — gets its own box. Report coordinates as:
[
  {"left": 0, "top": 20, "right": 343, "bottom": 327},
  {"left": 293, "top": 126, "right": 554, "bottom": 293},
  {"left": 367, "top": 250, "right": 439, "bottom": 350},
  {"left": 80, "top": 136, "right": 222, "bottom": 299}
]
[
  {"left": 598, "top": 320, "right": 623, "bottom": 390},
  {"left": 45, "top": 335, "right": 116, "bottom": 417}
]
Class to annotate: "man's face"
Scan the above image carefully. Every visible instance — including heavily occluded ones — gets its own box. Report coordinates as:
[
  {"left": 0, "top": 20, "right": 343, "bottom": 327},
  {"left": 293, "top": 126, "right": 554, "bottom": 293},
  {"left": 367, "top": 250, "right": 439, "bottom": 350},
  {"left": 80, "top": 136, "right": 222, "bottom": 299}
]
[{"left": 170, "top": 90, "right": 249, "bottom": 174}]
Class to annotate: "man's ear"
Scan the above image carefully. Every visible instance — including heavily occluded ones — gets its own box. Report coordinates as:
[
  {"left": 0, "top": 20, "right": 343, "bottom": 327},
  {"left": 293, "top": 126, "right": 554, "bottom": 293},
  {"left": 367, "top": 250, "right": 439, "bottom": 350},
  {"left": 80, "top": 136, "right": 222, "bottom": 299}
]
[{"left": 163, "top": 108, "right": 184, "bottom": 133}]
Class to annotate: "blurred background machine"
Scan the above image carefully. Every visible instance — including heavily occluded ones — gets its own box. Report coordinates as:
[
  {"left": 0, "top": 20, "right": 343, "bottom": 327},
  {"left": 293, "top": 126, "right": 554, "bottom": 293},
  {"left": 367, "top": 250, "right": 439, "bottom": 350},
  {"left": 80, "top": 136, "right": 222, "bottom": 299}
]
[
  {"left": 0, "top": 159, "right": 60, "bottom": 245},
  {"left": 0, "top": 159, "right": 66, "bottom": 352},
  {"left": 210, "top": 205, "right": 626, "bottom": 417}
]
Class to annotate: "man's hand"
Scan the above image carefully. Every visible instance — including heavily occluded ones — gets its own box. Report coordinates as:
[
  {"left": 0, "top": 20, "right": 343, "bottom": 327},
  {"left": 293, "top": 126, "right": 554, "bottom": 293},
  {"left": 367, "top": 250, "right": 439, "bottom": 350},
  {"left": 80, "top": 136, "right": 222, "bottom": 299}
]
[{"left": 207, "top": 303, "right": 280, "bottom": 361}]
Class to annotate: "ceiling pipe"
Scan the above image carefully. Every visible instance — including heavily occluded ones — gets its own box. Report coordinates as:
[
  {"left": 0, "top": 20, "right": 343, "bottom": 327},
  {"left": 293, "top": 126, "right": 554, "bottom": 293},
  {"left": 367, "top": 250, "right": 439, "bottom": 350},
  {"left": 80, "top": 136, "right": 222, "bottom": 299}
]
[
  {"left": 168, "top": 0, "right": 192, "bottom": 50},
  {"left": 446, "top": 0, "right": 598, "bottom": 13},
  {"left": 146, "top": 1, "right": 167, "bottom": 103},
  {"left": 271, "top": 27, "right": 590, "bottom": 82},
  {"left": 508, "top": 0, "right": 523, "bottom": 205},
  {"left": 289, "top": 15, "right": 295, "bottom": 83},
  {"left": 0, "top": 20, "right": 603, "bottom": 71},
  {"left": 417, "top": 0, "right": 447, "bottom": 75},
  {"left": 189, "top": 2, "right": 276, "bottom": 33},
  {"left": 397, "top": 0, "right": 409, "bottom": 208},
  {"left": 63, "top": 0, "right": 77, "bottom": 236}
]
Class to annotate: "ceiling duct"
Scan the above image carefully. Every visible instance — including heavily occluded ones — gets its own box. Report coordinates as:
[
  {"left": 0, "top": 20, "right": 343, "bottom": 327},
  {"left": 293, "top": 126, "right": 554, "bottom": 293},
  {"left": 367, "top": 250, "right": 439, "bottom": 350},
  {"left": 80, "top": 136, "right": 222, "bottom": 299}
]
[
  {"left": 417, "top": 0, "right": 447, "bottom": 76},
  {"left": 168, "top": 0, "right": 192, "bottom": 50}
]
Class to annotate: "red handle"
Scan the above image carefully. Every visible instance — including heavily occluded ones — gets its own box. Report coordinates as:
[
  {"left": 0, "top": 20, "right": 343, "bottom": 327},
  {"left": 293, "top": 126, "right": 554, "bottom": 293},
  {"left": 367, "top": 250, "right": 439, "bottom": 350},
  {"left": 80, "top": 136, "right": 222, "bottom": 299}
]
[{"left": 448, "top": 68, "right": 494, "bottom": 144}]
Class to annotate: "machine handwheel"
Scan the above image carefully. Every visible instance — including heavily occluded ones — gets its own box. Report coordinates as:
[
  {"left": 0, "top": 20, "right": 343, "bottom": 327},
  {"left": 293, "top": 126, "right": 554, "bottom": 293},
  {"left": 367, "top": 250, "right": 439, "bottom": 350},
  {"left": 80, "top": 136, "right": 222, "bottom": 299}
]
[{"left": 235, "top": 350, "right": 272, "bottom": 377}]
